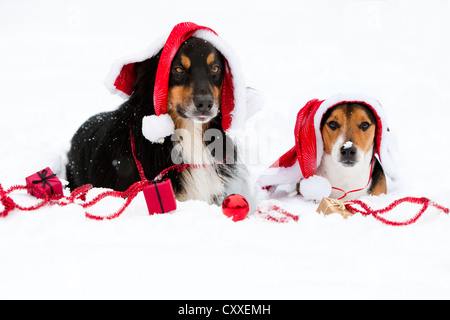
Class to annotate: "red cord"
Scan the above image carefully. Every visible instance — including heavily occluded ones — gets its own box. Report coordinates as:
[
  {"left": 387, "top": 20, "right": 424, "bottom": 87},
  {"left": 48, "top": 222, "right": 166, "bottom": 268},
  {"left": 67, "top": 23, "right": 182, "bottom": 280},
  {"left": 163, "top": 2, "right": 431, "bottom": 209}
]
[
  {"left": 332, "top": 157, "right": 375, "bottom": 200},
  {"left": 130, "top": 129, "right": 147, "bottom": 182}
]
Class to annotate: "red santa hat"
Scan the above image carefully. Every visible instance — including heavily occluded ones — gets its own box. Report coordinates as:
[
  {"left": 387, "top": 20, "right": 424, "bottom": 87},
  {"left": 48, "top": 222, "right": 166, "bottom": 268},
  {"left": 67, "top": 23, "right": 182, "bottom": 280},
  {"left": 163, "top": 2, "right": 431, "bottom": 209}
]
[
  {"left": 105, "top": 22, "right": 262, "bottom": 143},
  {"left": 257, "top": 93, "right": 400, "bottom": 201}
]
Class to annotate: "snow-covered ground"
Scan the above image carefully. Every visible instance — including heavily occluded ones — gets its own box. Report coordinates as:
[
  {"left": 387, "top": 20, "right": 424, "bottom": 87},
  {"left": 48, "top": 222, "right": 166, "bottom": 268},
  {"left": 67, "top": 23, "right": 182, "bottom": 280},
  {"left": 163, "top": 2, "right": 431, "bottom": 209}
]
[{"left": 1, "top": 0, "right": 450, "bottom": 299}]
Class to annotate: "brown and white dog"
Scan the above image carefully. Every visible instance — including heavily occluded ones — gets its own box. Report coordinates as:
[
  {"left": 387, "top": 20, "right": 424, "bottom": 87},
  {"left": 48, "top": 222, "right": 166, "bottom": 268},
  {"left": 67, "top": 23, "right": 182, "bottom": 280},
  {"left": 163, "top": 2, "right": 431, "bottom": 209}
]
[
  {"left": 257, "top": 94, "right": 399, "bottom": 202},
  {"left": 317, "top": 103, "right": 386, "bottom": 199}
]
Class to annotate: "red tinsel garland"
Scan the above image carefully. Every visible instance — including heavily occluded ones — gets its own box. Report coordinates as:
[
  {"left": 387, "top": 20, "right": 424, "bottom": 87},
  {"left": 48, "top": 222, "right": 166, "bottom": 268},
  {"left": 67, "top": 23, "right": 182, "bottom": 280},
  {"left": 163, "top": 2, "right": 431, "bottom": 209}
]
[
  {"left": 0, "top": 183, "right": 49, "bottom": 218},
  {"left": 1, "top": 181, "right": 448, "bottom": 225},
  {"left": 345, "top": 197, "right": 449, "bottom": 226},
  {"left": 256, "top": 205, "right": 299, "bottom": 223},
  {"left": 1, "top": 129, "right": 448, "bottom": 224},
  {"left": 0, "top": 129, "right": 177, "bottom": 220}
]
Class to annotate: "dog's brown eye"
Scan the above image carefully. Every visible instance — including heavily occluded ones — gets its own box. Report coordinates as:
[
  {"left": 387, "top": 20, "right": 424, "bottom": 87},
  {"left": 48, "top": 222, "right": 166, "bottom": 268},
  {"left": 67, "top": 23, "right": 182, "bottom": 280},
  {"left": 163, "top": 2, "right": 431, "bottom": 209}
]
[
  {"left": 174, "top": 67, "right": 185, "bottom": 74},
  {"left": 360, "top": 122, "right": 371, "bottom": 131},
  {"left": 211, "top": 65, "right": 220, "bottom": 74},
  {"left": 327, "top": 121, "right": 339, "bottom": 130}
]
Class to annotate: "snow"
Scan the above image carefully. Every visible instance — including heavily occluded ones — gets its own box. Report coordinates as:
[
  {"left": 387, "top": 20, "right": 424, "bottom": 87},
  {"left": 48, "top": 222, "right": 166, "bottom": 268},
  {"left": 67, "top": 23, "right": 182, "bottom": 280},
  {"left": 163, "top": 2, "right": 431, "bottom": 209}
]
[{"left": 1, "top": 0, "right": 450, "bottom": 300}]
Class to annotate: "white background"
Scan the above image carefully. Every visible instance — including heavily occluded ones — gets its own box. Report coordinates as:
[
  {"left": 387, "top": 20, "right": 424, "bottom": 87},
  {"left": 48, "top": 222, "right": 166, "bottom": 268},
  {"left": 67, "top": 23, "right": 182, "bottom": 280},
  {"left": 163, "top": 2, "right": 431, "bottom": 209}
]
[{"left": 1, "top": 0, "right": 450, "bottom": 299}]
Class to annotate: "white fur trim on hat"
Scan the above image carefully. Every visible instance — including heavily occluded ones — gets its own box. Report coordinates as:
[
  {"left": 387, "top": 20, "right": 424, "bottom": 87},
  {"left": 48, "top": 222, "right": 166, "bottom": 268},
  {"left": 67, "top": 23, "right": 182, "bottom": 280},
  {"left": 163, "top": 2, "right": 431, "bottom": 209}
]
[
  {"left": 142, "top": 114, "right": 175, "bottom": 144},
  {"left": 257, "top": 161, "right": 303, "bottom": 188},
  {"left": 104, "top": 34, "right": 168, "bottom": 98}
]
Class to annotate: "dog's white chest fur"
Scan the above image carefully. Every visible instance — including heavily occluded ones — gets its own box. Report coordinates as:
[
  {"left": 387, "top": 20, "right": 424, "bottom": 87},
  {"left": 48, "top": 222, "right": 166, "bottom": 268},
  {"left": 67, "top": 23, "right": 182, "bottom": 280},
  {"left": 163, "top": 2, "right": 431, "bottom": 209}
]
[
  {"left": 317, "top": 153, "right": 372, "bottom": 200},
  {"left": 173, "top": 122, "right": 225, "bottom": 203}
]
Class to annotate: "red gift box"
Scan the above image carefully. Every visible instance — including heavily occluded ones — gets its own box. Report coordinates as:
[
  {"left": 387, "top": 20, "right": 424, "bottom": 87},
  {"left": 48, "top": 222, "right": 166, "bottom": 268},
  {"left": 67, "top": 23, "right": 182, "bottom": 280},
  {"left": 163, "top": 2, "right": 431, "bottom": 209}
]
[
  {"left": 143, "top": 179, "right": 177, "bottom": 215},
  {"left": 26, "top": 167, "right": 63, "bottom": 199}
]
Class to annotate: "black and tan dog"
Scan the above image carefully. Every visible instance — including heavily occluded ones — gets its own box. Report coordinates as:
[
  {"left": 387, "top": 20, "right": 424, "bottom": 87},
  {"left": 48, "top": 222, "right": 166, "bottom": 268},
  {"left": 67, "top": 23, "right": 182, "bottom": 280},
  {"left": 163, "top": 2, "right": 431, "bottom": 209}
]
[
  {"left": 66, "top": 23, "right": 256, "bottom": 206},
  {"left": 167, "top": 40, "right": 224, "bottom": 125}
]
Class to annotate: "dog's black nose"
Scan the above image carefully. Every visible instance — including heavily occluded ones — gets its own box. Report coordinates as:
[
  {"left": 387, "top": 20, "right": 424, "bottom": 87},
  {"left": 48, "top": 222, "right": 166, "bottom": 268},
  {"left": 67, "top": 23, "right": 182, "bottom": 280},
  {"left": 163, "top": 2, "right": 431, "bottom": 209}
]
[
  {"left": 194, "top": 95, "right": 214, "bottom": 112},
  {"left": 340, "top": 145, "right": 357, "bottom": 161}
]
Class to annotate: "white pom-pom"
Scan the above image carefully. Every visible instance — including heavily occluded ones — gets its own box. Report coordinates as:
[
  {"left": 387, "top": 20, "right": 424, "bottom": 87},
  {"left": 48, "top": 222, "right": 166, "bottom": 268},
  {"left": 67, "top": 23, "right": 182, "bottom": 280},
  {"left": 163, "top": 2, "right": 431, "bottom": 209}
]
[
  {"left": 299, "top": 175, "right": 332, "bottom": 201},
  {"left": 142, "top": 114, "right": 175, "bottom": 144}
]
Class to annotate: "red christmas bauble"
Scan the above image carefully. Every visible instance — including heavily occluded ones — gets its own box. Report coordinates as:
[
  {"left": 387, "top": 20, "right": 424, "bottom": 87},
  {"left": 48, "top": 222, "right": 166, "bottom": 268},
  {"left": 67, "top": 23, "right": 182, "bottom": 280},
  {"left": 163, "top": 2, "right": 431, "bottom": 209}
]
[{"left": 222, "top": 194, "right": 249, "bottom": 222}]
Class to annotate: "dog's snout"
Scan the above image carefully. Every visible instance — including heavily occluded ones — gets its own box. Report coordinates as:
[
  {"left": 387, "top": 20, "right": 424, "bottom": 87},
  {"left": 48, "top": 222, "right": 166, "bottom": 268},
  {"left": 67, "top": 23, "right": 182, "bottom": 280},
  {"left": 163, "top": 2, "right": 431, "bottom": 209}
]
[
  {"left": 340, "top": 145, "right": 357, "bottom": 160},
  {"left": 194, "top": 95, "right": 214, "bottom": 112}
]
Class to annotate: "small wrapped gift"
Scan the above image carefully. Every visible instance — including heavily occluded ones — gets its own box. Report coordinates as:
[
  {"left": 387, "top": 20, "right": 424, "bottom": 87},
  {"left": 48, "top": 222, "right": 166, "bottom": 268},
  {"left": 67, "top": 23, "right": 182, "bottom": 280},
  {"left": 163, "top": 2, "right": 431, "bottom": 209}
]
[
  {"left": 316, "top": 197, "right": 354, "bottom": 219},
  {"left": 26, "top": 167, "right": 63, "bottom": 199},
  {"left": 143, "top": 179, "right": 177, "bottom": 215}
]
